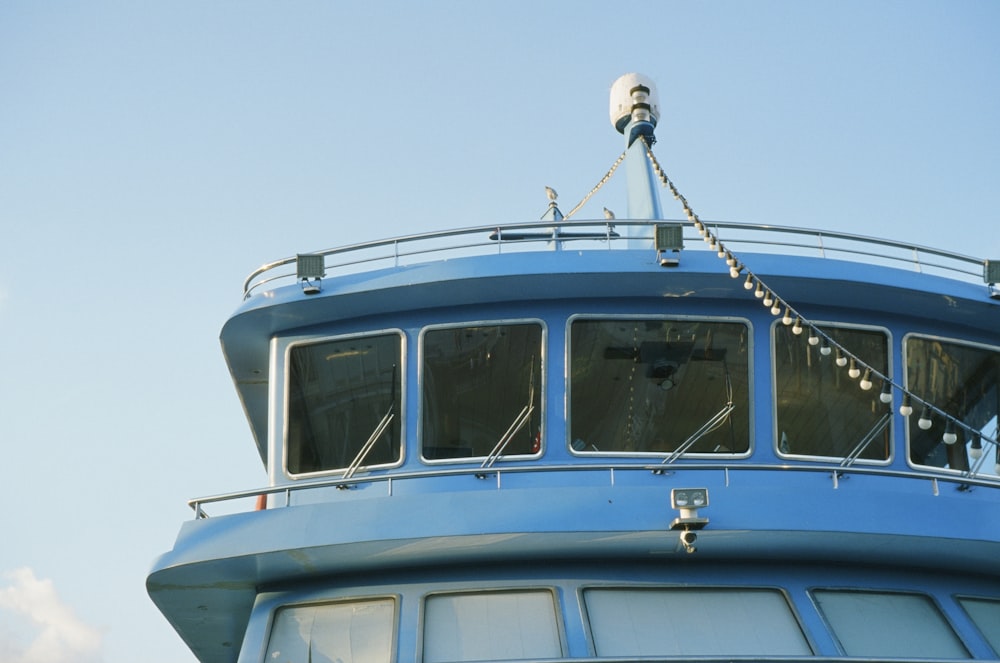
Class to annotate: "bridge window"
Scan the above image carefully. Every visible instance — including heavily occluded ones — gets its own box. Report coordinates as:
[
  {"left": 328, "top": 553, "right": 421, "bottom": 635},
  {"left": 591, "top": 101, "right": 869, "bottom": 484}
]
[
  {"left": 422, "top": 590, "right": 562, "bottom": 662},
  {"left": 286, "top": 332, "right": 403, "bottom": 475},
  {"left": 813, "top": 589, "right": 968, "bottom": 658},
  {"left": 265, "top": 597, "right": 396, "bottom": 663},
  {"left": 584, "top": 587, "right": 810, "bottom": 657},
  {"left": 421, "top": 322, "right": 543, "bottom": 461},
  {"left": 774, "top": 324, "right": 891, "bottom": 461},
  {"left": 906, "top": 336, "right": 1000, "bottom": 475},
  {"left": 569, "top": 318, "right": 750, "bottom": 455}
]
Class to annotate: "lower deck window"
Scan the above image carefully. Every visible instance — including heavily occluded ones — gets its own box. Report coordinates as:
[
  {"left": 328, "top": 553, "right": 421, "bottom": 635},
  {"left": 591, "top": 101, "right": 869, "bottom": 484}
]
[
  {"left": 570, "top": 318, "right": 750, "bottom": 455},
  {"left": 906, "top": 336, "right": 999, "bottom": 475},
  {"left": 774, "top": 324, "right": 891, "bottom": 461},
  {"left": 958, "top": 596, "right": 1000, "bottom": 656},
  {"left": 265, "top": 598, "right": 395, "bottom": 663},
  {"left": 421, "top": 323, "right": 543, "bottom": 461},
  {"left": 422, "top": 590, "right": 562, "bottom": 662},
  {"left": 584, "top": 587, "right": 810, "bottom": 657},
  {"left": 813, "top": 589, "right": 968, "bottom": 658}
]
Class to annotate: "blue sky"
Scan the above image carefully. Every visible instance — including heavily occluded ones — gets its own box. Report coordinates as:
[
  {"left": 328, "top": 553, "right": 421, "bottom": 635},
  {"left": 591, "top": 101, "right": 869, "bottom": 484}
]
[{"left": 1, "top": 2, "right": 998, "bottom": 662}]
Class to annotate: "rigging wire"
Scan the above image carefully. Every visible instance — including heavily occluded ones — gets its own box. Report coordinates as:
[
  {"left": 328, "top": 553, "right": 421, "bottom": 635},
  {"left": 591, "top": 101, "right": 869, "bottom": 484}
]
[{"left": 561, "top": 150, "right": 627, "bottom": 220}]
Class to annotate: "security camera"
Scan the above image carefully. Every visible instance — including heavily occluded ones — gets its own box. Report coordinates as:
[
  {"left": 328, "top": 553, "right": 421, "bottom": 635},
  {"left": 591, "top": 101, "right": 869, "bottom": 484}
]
[{"left": 680, "top": 530, "right": 698, "bottom": 553}]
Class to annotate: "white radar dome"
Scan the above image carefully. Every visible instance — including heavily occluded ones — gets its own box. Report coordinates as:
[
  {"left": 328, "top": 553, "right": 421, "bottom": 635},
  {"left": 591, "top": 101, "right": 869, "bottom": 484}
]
[{"left": 609, "top": 73, "right": 660, "bottom": 134}]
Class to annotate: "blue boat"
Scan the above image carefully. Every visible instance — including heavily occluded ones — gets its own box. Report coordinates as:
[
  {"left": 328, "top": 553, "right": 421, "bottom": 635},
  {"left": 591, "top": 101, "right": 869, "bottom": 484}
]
[{"left": 147, "top": 73, "right": 1000, "bottom": 663}]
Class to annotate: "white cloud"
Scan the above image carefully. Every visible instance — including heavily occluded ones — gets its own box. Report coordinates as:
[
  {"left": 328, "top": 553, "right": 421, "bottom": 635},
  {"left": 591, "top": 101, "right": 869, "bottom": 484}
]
[{"left": 0, "top": 568, "right": 103, "bottom": 663}]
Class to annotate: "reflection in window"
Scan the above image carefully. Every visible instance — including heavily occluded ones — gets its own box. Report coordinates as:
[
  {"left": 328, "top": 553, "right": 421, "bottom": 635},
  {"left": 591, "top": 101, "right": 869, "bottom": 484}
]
[
  {"left": 958, "top": 596, "right": 1000, "bottom": 656},
  {"left": 906, "top": 336, "right": 1000, "bottom": 475},
  {"left": 585, "top": 588, "right": 810, "bottom": 657},
  {"left": 265, "top": 598, "right": 395, "bottom": 663},
  {"left": 774, "top": 325, "right": 890, "bottom": 460},
  {"left": 287, "top": 333, "right": 402, "bottom": 474},
  {"left": 813, "top": 589, "right": 968, "bottom": 659},
  {"left": 423, "top": 590, "right": 562, "bottom": 662},
  {"left": 570, "top": 319, "right": 749, "bottom": 455},
  {"left": 422, "top": 323, "right": 542, "bottom": 461}
]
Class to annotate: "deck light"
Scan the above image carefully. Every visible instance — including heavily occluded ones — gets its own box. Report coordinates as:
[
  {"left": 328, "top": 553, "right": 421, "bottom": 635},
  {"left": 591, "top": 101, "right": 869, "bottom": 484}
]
[
  {"left": 942, "top": 421, "right": 958, "bottom": 445},
  {"left": 670, "top": 488, "right": 709, "bottom": 553},
  {"left": 918, "top": 406, "right": 933, "bottom": 430},
  {"left": 296, "top": 254, "right": 325, "bottom": 295},
  {"left": 899, "top": 393, "right": 913, "bottom": 416},
  {"left": 859, "top": 368, "right": 873, "bottom": 390},
  {"left": 655, "top": 224, "right": 683, "bottom": 266},
  {"left": 880, "top": 381, "right": 893, "bottom": 404}
]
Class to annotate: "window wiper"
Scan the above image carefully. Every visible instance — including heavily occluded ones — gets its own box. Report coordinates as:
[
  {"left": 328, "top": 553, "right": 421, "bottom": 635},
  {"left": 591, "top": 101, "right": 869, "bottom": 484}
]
[
  {"left": 482, "top": 360, "right": 535, "bottom": 469},
  {"left": 661, "top": 401, "right": 734, "bottom": 465},
  {"left": 840, "top": 412, "right": 891, "bottom": 468},
  {"left": 661, "top": 366, "right": 735, "bottom": 464},
  {"left": 344, "top": 365, "right": 396, "bottom": 480}
]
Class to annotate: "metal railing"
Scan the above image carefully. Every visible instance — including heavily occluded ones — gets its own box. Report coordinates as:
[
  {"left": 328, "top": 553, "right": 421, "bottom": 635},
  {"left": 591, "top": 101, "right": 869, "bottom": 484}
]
[
  {"left": 189, "top": 460, "right": 1000, "bottom": 519},
  {"left": 242, "top": 219, "right": 989, "bottom": 298}
]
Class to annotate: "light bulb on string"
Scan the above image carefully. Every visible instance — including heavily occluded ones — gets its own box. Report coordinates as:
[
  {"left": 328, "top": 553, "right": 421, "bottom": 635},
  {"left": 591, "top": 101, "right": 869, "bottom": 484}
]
[
  {"left": 744, "top": 274, "right": 754, "bottom": 290},
  {"left": 918, "top": 406, "right": 933, "bottom": 430},
  {"left": 729, "top": 264, "right": 742, "bottom": 278},
  {"left": 859, "top": 368, "right": 872, "bottom": 390},
  {"left": 835, "top": 349, "right": 847, "bottom": 367},
  {"left": 899, "top": 393, "right": 913, "bottom": 416},
  {"left": 754, "top": 282, "right": 764, "bottom": 299},
  {"left": 820, "top": 338, "right": 832, "bottom": 356},
  {"left": 942, "top": 420, "right": 957, "bottom": 445},
  {"left": 726, "top": 253, "right": 736, "bottom": 267},
  {"left": 770, "top": 301, "right": 782, "bottom": 316},
  {"left": 717, "top": 245, "right": 726, "bottom": 259},
  {"left": 848, "top": 358, "right": 861, "bottom": 379},
  {"left": 880, "top": 381, "right": 893, "bottom": 404},
  {"left": 807, "top": 329, "right": 819, "bottom": 346},
  {"left": 782, "top": 307, "right": 793, "bottom": 325},
  {"left": 763, "top": 291, "right": 773, "bottom": 307},
  {"left": 792, "top": 318, "right": 803, "bottom": 335},
  {"left": 970, "top": 432, "right": 983, "bottom": 459}
]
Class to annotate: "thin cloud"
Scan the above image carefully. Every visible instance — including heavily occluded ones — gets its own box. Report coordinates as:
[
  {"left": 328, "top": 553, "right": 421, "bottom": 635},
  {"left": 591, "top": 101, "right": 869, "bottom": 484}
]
[{"left": 0, "top": 567, "right": 103, "bottom": 663}]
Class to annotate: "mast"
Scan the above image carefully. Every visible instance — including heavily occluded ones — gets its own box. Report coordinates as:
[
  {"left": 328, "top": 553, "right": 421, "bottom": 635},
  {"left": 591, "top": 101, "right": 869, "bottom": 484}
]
[{"left": 610, "top": 73, "right": 664, "bottom": 247}]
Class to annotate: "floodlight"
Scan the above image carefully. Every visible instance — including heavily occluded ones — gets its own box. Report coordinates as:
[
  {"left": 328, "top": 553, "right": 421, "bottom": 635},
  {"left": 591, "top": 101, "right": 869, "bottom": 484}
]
[
  {"left": 655, "top": 223, "right": 683, "bottom": 266},
  {"left": 669, "top": 487, "right": 709, "bottom": 531},
  {"left": 296, "top": 254, "right": 325, "bottom": 295}
]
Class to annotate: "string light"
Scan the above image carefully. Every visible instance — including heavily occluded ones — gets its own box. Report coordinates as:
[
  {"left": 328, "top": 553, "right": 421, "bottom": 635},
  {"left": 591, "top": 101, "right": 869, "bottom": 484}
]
[
  {"left": 918, "top": 406, "right": 933, "bottom": 430},
  {"left": 859, "top": 368, "right": 873, "bottom": 390},
  {"left": 643, "top": 139, "right": 1000, "bottom": 468},
  {"left": 899, "top": 393, "right": 913, "bottom": 417},
  {"left": 942, "top": 420, "right": 958, "bottom": 445}
]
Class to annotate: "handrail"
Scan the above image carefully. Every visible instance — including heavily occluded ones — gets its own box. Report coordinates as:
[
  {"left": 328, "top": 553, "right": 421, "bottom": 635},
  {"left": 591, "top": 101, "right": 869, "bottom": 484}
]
[
  {"left": 242, "top": 219, "right": 988, "bottom": 298},
  {"left": 189, "top": 460, "right": 999, "bottom": 518}
]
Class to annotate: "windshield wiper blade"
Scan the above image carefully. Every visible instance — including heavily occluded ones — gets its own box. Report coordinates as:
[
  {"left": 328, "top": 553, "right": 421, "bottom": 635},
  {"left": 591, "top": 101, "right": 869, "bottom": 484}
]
[
  {"left": 344, "top": 364, "right": 397, "bottom": 480},
  {"left": 840, "top": 412, "right": 891, "bottom": 468},
  {"left": 661, "top": 401, "right": 735, "bottom": 465},
  {"left": 343, "top": 406, "right": 395, "bottom": 480},
  {"left": 482, "top": 404, "right": 534, "bottom": 469},
  {"left": 482, "top": 358, "right": 536, "bottom": 469}
]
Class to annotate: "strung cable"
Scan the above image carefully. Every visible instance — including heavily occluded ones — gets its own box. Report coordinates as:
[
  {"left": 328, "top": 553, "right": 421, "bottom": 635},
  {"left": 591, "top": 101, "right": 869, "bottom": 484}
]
[
  {"left": 642, "top": 137, "right": 1000, "bottom": 475},
  {"left": 561, "top": 151, "right": 627, "bottom": 220}
]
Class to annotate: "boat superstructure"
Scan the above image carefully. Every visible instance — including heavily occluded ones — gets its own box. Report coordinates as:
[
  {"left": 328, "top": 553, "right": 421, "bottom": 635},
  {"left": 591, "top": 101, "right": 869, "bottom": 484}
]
[{"left": 148, "top": 74, "right": 1000, "bottom": 663}]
